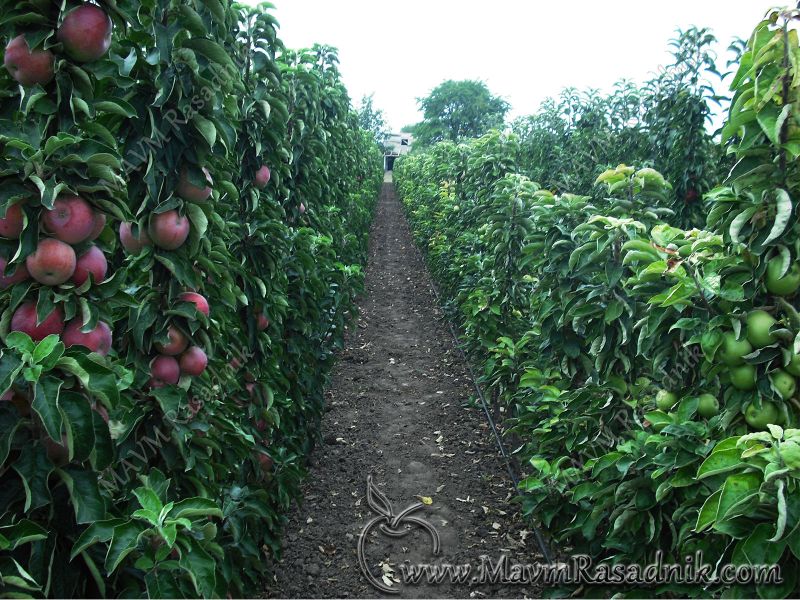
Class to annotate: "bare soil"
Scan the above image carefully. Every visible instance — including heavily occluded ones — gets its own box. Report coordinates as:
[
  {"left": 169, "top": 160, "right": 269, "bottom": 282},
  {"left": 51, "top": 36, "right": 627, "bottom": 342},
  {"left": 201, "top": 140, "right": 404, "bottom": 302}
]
[{"left": 264, "top": 182, "right": 543, "bottom": 598}]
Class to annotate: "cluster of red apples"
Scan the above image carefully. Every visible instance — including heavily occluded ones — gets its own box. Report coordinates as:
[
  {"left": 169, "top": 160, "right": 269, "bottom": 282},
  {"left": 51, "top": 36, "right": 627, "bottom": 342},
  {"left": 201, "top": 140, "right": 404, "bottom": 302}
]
[
  {"left": 2, "top": 3, "right": 275, "bottom": 394},
  {"left": 3, "top": 196, "right": 113, "bottom": 352},
  {"left": 149, "top": 294, "right": 210, "bottom": 388},
  {"left": 3, "top": 4, "right": 112, "bottom": 87},
  {"left": 123, "top": 166, "right": 212, "bottom": 387},
  {"left": 1, "top": 4, "right": 115, "bottom": 354}
]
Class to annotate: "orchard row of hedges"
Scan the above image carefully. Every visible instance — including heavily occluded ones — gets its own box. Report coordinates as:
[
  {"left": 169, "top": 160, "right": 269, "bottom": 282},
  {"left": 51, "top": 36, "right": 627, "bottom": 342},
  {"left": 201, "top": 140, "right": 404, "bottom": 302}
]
[
  {"left": 0, "top": 1, "right": 382, "bottom": 597},
  {"left": 396, "top": 9, "right": 800, "bottom": 597}
]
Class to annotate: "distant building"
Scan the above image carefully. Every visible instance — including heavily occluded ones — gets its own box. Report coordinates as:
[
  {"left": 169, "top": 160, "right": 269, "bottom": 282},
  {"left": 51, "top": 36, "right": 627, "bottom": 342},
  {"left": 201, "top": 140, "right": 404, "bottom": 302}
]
[{"left": 384, "top": 132, "right": 413, "bottom": 171}]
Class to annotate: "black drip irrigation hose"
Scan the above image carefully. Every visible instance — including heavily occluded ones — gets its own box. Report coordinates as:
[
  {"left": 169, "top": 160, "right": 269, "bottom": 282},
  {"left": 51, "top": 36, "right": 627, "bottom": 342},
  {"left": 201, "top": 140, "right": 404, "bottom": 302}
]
[{"left": 391, "top": 184, "right": 554, "bottom": 564}]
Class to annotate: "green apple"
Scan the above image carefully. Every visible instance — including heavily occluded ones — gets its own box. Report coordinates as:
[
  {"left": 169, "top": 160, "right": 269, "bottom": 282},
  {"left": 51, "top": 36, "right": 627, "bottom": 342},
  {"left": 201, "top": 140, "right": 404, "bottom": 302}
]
[
  {"left": 771, "top": 369, "right": 796, "bottom": 400},
  {"left": 744, "top": 400, "right": 780, "bottom": 430},
  {"left": 655, "top": 389, "right": 678, "bottom": 411},
  {"left": 765, "top": 258, "right": 800, "bottom": 296},
  {"left": 697, "top": 393, "right": 720, "bottom": 418},
  {"left": 746, "top": 310, "right": 777, "bottom": 348},
  {"left": 718, "top": 332, "right": 752, "bottom": 366},
  {"left": 786, "top": 353, "right": 800, "bottom": 377},
  {"left": 730, "top": 364, "right": 757, "bottom": 390}
]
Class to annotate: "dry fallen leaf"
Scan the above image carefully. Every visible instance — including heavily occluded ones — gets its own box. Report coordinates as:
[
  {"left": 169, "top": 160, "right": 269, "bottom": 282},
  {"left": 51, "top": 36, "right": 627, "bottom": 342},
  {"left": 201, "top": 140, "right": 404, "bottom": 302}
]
[
  {"left": 379, "top": 561, "right": 399, "bottom": 587},
  {"left": 415, "top": 495, "right": 433, "bottom": 505}
]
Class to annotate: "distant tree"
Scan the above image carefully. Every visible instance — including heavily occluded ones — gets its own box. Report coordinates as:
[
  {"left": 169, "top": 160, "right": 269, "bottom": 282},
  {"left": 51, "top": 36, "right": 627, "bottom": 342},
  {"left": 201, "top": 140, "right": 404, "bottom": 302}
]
[
  {"left": 412, "top": 80, "right": 510, "bottom": 146},
  {"left": 642, "top": 26, "right": 727, "bottom": 226},
  {"left": 357, "top": 94, "right": 389, "bottom": 148}
]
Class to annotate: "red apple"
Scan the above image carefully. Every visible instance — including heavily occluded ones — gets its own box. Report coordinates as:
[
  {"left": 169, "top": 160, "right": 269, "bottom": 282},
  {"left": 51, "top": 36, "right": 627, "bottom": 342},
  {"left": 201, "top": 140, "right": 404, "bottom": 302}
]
[
  {"left": 43, "top": 195, "right": 96, "bottom": 244},
  {"left": 0, "top": 256, "right": 29, "bottom": 289},
  {"left": 254, "top": 165, "right": 271, "bottom": 189},
  {"left": 155, "top": 325, "right": 188, "bottom": 356},
  {"left": 26, "top": 238, "right": 77, "bottom": 285},
  {"left": 149, "top": 210, "right": 190, "bottom": 250},
  {"left": 44, "top": 435, "right": 69, "bottom": 466},
  {"left": 256, "top": 452, "right": 273, "bottom": 472},
  {"left": 255, "top": 419, "right": 267, "bottom": 431},
  {"left": 72, "top": 245, "right": 107, "bottom": 286},
  {"left": 57, "top": 4, "right": 113, "bottom": 63},
  {"left": 246, "top": 382, "right": 256, "bottom": 396},
  {"left": 176, "top": 166, "right": 212, "bottom": 203},
  {"left": 228, "top": 357, "right": 242, "bottom": 370},
  {"left": 119, "top": 222, "right": 152, "bottom": 254},
  {"left": 4, "top": 389, "right": 31, "bottom": 417},
  {"left": 256, "top": 313, "right": 269, "bottom": 331},
  {"left": 3, "top": 35, "right": 54, "bottom": 87},
  {"left": 180, "top": 346, "right": 207, "bottom": 377},
  {"left": 88, "top": 213, "right": 106, "bottom": 241},
  {"left": 63, "top": 319, "right": 112, "bottom": 355},
  {"left": 0, "top": 203, "right": 24, "bottom": 239},
  {"left": 299, "top": 203, "right": 306, "bottom": 215},
  {"left": 150, "top": 355, "right": 180, "bottom": 386},
  {"left": 11, "top": 301, "right": 64, "bottom": 341},
  {"left": 179, "top": 292, "right": 209, "bottom": 317}
]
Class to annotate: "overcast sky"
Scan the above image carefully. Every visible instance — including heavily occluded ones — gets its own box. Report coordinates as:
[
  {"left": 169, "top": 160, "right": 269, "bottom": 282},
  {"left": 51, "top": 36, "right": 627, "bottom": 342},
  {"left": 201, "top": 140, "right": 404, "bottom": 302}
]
[{"left": 245, "top": 1, "right": 779, "bottom": 132}]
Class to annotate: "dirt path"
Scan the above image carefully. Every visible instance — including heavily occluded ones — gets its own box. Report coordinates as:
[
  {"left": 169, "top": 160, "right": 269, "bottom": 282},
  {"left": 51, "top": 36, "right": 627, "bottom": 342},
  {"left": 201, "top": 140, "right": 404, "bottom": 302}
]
[{"left": 265, "top": 181, "right": 542, "bottom": 598}]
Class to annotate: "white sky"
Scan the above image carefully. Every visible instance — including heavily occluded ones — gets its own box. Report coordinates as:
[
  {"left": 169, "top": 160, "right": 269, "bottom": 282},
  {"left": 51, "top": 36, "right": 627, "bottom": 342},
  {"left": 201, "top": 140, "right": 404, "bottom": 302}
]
[{"left": 246, "top": 0, "right": 780, "bottom": 131}]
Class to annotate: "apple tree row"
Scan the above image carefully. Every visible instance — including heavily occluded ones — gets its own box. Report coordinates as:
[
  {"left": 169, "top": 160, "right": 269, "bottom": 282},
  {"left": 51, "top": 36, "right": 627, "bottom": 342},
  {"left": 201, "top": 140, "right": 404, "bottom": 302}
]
[
  {"left": 395, "top": 8, "right": 800, "bottom": 598},
  {"left": 0, "top": 1, "right": 382, "bottom": 597}
]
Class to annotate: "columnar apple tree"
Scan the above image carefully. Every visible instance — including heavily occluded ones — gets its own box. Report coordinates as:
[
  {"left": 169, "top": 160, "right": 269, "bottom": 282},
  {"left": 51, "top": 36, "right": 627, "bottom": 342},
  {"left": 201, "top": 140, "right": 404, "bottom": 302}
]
[{"left": 0, "top": 1, "right": 382, "bottom": 597}]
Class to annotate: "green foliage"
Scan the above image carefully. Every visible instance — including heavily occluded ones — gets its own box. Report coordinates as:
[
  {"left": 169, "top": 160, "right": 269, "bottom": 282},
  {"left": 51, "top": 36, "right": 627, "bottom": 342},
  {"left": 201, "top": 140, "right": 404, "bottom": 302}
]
[
  {"left": 357, "top": 93, "right": 389, "bottom": 149},
  {"left": 0, "top": 1, "right": 382, "bottom": 597},
  {"left": 412, "top": 79, "right": 509, "bottom": 146},
  {"left": 395, "top": 8, "right": 800, "bottom": 597},
  {"left": 512, "top": 27, "right": 728, "bottom": 227}
]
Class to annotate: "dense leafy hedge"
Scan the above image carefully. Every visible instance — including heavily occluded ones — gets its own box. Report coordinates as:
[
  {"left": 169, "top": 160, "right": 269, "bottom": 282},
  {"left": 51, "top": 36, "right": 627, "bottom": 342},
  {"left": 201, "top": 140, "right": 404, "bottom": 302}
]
[
  {"left": 396, "top": 8, "right": 800, "bottom": 597},
  {"left": 0, "top": 1, "right": 382, "bottom": 597}
]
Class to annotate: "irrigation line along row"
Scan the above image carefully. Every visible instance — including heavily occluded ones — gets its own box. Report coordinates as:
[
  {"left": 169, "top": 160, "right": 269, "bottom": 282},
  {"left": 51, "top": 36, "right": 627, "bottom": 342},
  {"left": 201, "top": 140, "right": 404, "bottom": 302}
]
[{"left": 396, "top": 185, "right": 554, "bottom": 564}]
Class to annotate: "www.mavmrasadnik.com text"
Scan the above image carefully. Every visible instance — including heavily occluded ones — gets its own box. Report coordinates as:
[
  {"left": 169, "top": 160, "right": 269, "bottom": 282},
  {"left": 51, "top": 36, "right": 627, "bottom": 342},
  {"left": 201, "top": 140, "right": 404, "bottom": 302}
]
[{"left": 396, "top": 552, "right": 782, "bottom": 587}]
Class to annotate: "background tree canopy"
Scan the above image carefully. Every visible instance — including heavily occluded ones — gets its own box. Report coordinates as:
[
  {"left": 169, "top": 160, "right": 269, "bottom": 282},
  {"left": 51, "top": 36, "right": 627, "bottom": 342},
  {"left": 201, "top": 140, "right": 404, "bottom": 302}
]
[
  {"left": 357, "top": 94, "right": 390, "bottom": 150},
  {"left": 411, "top": 80, "right": 510, "bottom": 146}
]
